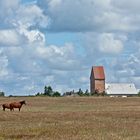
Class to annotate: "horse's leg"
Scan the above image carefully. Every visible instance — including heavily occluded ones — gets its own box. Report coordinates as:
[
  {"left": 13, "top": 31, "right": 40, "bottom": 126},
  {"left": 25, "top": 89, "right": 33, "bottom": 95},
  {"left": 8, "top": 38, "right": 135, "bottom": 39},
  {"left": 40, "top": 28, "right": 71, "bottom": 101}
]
[
  {"left": 19, "top": 107, "right": 21, "bottom": 111},
  {"left": 10, "top": 106, "right": 13, "bottom": 111},
  {"left": 2, "top": 105, "right": 5, "bottom": 111}
]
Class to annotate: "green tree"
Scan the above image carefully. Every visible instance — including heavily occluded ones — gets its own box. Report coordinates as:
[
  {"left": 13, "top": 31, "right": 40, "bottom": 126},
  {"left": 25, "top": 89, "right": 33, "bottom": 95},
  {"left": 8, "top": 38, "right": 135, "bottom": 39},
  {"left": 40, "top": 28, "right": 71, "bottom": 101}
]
[
  {"left": 77, "top": 88, "right": 83, "bottom": 96},
  {"left": 138, "top": 91, "right": 140, "bottom": 97},
  {"left": 85, "top": 89, "right": 90, "bottom": 96},
  {"left": 44, "top": 86, "right": 47, "bottom": 95},
  {"left": 44, "top": 86, "right": 53, "bottom": 96},
  {"left": 36, "top": 92, "right": 40, "bottom": 96},
  {"left": 0, "top": 92, "right": 5, "bottom": 96},
  {"left": 52, "top": 91, "right": 61, "bottom": 97}
]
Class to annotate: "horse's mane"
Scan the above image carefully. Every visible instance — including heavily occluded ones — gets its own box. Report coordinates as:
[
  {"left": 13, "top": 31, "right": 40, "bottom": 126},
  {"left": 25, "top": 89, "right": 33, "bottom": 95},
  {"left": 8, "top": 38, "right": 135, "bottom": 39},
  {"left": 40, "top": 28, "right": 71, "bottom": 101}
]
[{"left": 20, "top": 100, "right": 25, "bottom": 104}]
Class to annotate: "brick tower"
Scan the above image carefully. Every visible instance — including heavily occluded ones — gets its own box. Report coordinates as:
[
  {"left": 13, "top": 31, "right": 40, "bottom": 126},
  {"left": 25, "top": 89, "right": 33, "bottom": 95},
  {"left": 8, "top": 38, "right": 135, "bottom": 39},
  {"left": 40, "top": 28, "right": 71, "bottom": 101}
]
[{"left": 90, "top": 66, "right": 105, "bottom": 94}]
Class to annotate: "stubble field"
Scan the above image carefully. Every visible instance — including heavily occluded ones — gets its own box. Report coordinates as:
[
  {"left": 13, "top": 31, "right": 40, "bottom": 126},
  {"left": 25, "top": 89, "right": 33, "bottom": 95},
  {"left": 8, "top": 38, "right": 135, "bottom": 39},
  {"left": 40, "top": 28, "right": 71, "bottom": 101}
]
[{"left": 0, "top": 96, "right": 140, "bottom": 140}]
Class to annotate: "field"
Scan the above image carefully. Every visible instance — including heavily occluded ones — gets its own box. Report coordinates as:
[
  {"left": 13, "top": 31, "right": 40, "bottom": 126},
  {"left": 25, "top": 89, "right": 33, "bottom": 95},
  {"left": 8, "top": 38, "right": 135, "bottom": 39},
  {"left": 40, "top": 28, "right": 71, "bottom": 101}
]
[{"left": 0, "top": 97, "right": 140, "bottom": 140}]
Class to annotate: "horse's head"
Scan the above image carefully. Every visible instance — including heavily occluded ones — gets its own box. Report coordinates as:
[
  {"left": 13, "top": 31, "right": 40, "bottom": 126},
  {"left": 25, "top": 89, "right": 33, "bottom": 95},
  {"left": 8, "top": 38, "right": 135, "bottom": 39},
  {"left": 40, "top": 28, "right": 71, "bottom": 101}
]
[{"left": 20, "top": 100, "right": 26, "bottom": 105}]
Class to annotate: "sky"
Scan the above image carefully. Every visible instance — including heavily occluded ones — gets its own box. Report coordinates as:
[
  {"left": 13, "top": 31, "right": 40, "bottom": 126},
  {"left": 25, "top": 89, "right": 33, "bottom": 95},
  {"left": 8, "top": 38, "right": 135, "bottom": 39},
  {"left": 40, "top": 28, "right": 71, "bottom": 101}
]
[{"left": 0, "top": 0, "right": 140, "bottom": 95}]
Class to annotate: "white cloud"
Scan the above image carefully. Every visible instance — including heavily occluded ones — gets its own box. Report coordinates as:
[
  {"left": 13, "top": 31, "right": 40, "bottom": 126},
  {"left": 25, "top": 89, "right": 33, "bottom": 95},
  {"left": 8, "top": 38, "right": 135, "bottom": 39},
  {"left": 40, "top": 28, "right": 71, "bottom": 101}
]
[
  {"left": 81, "top": 32, "right": 125, "bottom": 57},
  {"left": 18, "top": 24, "right": 46, "bottom": 44},
  {"left": 1, "top": 38, "right": 87, "bottom": 94},
  {"left": 0, "top": 50, "right": 9, "bottom": 78},
  {"left": 112, "top": 0, "right": 140, "bottom": 13},
  {"left": 37, "top": 0, "right": 109, "bottom": 32},
  {"left": 15, "top": 4, "right": 50, "bottom": 29},
  {"left": 0, "top": 0, "right": 20, "bottom": 28},
  {"left": 0, "top": 0, "right": 19, "bottom": 17},
  {"left": 37, "top": 0, "right": 140, "bottom": 32},
  {"left": 98, "top": 33, "right": 123, "bottom": 54},
  {"left": 0, "top": 29, "right": 27, "bottom": 46},
  {"left": 48, "top": 0, "right": 62, "bottom": 8},
  {"left": 35, "top": 43, "right": 84, "bottom": 70},
  {"left": 0, "top": 0, "right": 140, "bottom": 95}
]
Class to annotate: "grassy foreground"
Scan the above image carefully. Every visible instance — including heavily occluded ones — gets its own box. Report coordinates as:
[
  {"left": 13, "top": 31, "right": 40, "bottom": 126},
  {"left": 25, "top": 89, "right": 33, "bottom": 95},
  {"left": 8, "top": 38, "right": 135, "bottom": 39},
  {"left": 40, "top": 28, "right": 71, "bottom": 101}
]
[{"left": 0, "top": 97, "right": 140, "bottom": 140}]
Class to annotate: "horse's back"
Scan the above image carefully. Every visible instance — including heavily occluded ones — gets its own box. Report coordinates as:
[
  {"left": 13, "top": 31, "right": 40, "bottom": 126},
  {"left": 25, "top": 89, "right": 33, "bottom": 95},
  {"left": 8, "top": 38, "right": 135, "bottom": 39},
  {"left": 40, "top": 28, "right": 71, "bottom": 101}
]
[
  {"left": 10, "top": 102, "right": 21, "bottom": 108},
  {"left": 3, "top": 103, "right": 10, "bottom": 108}
]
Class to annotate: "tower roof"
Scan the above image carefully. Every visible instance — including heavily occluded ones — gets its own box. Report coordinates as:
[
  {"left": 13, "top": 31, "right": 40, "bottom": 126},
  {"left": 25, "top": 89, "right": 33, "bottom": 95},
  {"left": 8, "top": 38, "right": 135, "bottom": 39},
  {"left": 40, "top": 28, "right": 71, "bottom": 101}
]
[{"left": 90, "top": 66, "right": 105, "bottom": 80}]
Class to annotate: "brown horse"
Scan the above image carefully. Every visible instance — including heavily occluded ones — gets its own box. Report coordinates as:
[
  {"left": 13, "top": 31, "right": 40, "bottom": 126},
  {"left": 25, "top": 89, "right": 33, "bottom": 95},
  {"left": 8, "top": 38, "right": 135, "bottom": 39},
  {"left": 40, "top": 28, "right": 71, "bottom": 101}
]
[
  {"left": 2, "top": 103, "right": 14, "bottom": 111},
  {"left": 10, "top": 100, "right": 26, "bottom": 111}
]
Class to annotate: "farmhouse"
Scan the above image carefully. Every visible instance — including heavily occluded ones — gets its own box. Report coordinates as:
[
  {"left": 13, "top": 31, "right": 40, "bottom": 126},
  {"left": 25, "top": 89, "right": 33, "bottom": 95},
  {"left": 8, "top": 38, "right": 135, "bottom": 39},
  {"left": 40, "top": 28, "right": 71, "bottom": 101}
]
[
  {"left": 105, "top": 83, "right": 138, "bottom": 96},
  {"left": 90, "top": 66, "right": 138, "bottom": 96},
  {"left": 90, "top": 66, "right": 105, "bottom": 94}
]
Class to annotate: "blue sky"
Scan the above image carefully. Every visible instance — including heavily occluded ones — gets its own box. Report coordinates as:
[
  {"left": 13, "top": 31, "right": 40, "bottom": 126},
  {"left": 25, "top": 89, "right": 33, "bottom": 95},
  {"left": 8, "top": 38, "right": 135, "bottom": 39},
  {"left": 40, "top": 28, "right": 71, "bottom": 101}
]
[{"left": 0, "top": 0, "right": 140, "bottom": 95}]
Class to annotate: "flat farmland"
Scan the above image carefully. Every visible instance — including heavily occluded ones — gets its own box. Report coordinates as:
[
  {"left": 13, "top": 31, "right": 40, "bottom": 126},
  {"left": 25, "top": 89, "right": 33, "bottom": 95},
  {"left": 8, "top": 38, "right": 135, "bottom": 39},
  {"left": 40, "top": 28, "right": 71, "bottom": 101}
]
[{"left": 0, "top": 97, "right": 140, "bottom": 140}]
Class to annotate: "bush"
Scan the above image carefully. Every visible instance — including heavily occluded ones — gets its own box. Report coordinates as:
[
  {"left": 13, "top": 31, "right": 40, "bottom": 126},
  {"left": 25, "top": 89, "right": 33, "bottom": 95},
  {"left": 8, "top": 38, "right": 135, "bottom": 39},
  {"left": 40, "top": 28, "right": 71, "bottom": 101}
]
[
  {"left": 52, "top": 92, "right": 61, "bottom": 97},
  {"left": 138, "top": 91, "right": 140, "bottom": 97}
]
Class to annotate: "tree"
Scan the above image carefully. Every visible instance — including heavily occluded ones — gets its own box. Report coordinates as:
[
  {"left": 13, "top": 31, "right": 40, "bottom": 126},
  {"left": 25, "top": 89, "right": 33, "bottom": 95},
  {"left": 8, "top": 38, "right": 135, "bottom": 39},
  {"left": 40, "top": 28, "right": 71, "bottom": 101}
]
[
  {"left": 44, "top": 86, "right": 53, "bottom": 96},
  {"left": 138, "top": 91, "right": 140, "bottom": 97},
  {"left": 77, "top": 88, "right": 84, "bottom": 96},
  {"left": 101, "top": 91, "right": 107, "bottom": 96},
  {"left": 52, "top": 91, "right": 61, "bottom": 97},
  {"left": 36, "top": 92, "right": 40, "bottom": 96},
  {"left": 44, "top": 86, "right": 47, "bottom": 95},
  {"left": 85, "top": 89, "right": 90, "bottom": 96},
  {"left": 0, "top": 92, "right": 5, "bottom": 96},
  {"left": 90, "top": 89, "right": 99, "bottom": 96}
]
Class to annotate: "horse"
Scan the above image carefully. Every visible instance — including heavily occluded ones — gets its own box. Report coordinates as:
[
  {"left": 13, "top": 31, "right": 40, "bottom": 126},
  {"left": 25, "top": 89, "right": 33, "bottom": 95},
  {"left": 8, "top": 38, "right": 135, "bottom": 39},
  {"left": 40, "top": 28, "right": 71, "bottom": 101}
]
[
  {"left": 9, "top": 100, "right": 26, "bottom": 111},
  {"left": 2, "top": 103, "right": 14, "bottom": 111}
]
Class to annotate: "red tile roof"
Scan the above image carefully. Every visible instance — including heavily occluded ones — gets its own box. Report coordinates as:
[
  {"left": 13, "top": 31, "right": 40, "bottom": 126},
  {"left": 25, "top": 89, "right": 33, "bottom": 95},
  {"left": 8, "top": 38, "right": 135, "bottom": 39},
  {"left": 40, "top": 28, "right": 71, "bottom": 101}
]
[{"left": 91, "top": 66, "right": 105, "bottom": 80}]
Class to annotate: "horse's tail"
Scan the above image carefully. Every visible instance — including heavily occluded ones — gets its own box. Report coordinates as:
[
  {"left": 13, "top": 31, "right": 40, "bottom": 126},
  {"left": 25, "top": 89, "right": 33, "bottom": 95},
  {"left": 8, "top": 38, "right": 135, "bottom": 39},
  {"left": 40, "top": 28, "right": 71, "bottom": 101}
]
[
  {"left": 0, "top": 103, "right": 4, "bottom": 106},
  {"left": 2, "top": 104, "right": 5, "bottom": 111}
]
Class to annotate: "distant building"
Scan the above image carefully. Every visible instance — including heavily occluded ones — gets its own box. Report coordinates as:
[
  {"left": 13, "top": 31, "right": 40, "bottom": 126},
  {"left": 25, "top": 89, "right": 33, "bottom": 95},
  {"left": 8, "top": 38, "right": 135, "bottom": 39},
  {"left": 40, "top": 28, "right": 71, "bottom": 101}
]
[
  {"left": 90, "top": 66, "right": 105, "bottom": 94},
  {"left": 63, "top": 90, "right": 78, "bottom": 97},
  {"left": 105, "top": 83, "right": 138, "bottom": 96}
]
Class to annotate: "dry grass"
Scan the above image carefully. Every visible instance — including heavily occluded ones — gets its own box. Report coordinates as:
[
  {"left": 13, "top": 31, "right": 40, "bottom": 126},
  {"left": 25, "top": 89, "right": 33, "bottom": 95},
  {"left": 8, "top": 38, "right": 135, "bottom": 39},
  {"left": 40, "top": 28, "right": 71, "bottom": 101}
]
[{"left": 0, "top": 97, "right": 140, "bottom": 140}]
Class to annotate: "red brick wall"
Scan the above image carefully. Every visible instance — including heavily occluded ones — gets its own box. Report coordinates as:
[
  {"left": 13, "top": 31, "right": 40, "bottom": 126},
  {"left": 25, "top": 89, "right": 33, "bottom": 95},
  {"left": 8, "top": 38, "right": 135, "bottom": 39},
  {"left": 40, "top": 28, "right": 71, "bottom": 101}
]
[
  {"left": 95, "top": 80, "right": 105, "bottom": 93},
  {"left": 90, "top": 77, "right": 95, "bottom": 93},
  {"left": 90, "top": 79, "right": 105, "bottom": 93}
]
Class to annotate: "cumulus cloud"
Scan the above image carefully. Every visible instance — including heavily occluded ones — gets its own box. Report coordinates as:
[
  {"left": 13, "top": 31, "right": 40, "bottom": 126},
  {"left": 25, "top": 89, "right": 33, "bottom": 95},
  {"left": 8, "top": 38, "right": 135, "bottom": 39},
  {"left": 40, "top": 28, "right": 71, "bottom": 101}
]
[
  {"left": 0, "top": 29, "right": 27, "bottom": 46},
  {"left": 14, "top": 4, "right": 50, "bottom": 29},
  {"left": 112, "top": 0, "right": 140, "bottom": 13},
  {"left": 36, "top": 43, "right": 85, "bottom": 70},
  {"left": 36, "top": 0, "right": 140, "bottom": 32},
  {"left": 0, "top": 0, "right": 140, "bottom": 95},
  {"left": 37, "top": 0, "right": 111, "bottom": 32},
  {"left": 1, "top": 37, "right": 86, "bottom": 95},
  {"left": 0, "top": 50, "right": 9, "bottom": 78},
  {"left": 0, "top": 0, "right": 20, "bottom": 28},
  {"left": 98, "top": 33, "right": 123, "bottom": 54},
  {"left": 81, "top": 32, "right": 125, "bottom": 57}
]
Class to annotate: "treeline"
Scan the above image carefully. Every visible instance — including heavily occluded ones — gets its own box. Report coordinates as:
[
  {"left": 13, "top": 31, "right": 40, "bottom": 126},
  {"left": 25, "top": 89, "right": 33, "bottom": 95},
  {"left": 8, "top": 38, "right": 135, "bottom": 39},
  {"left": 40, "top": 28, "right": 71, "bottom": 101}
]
[
  {"left": 63, "top": 89, "right": 91, "bottom": 96},
  {"left": 0, "top": 86, "right": 111, "bottom": 97},
  {"left": 35, "top": 86, "right": 105, "bottom": 97},
  {"left": 35, "top": 86, "right": 61, "bottom": 97}
]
